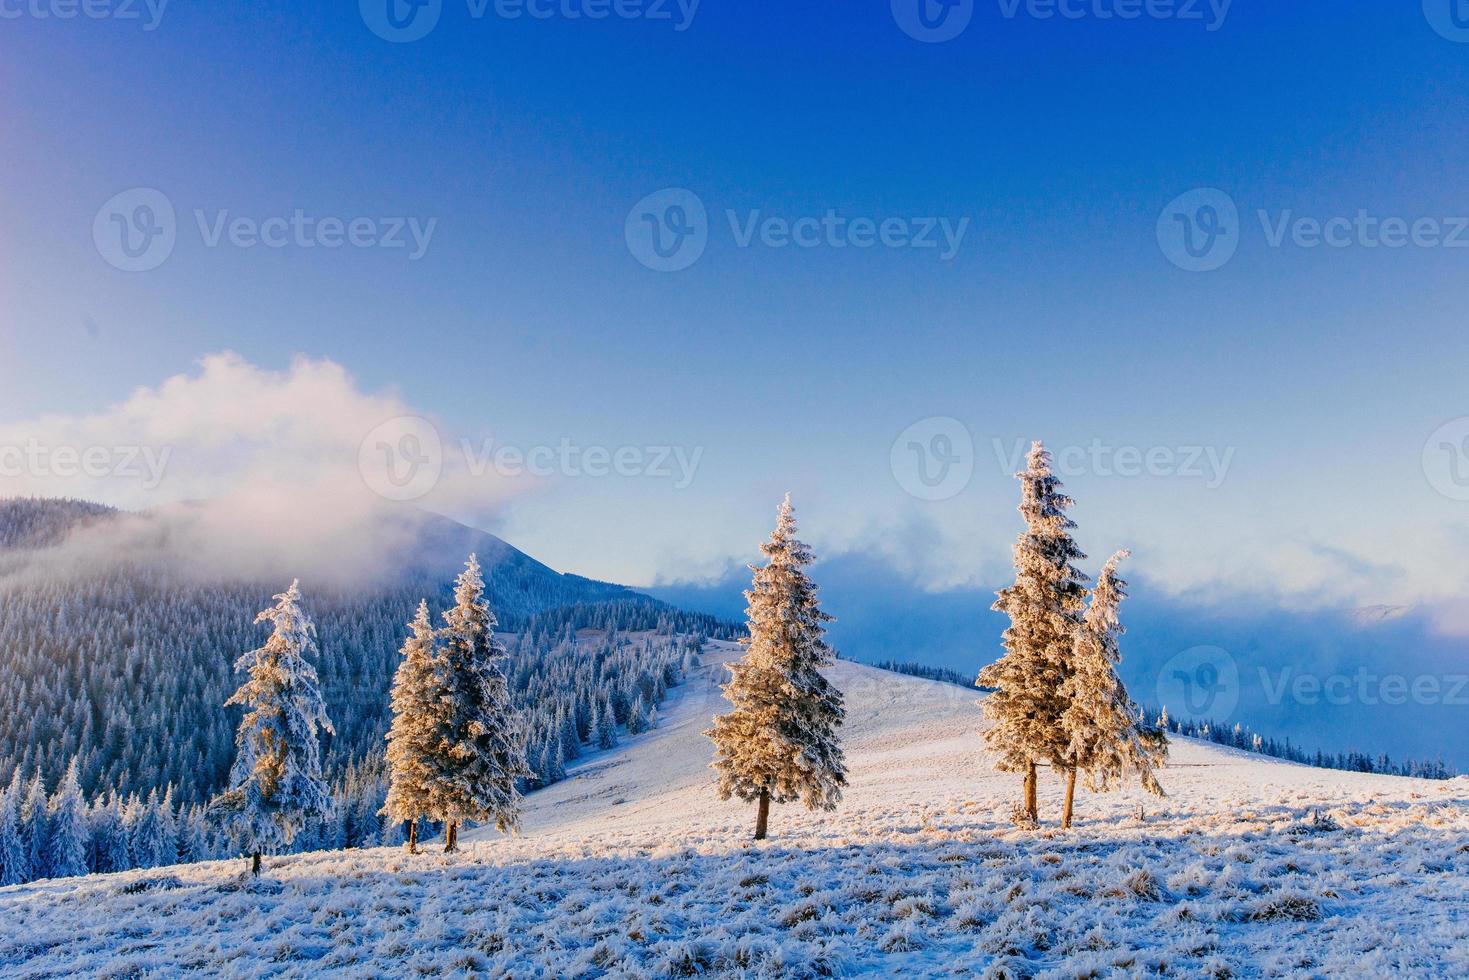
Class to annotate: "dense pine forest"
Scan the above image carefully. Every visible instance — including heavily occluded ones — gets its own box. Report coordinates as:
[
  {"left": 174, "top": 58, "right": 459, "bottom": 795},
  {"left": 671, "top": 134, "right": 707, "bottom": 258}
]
[{"left": 0, "top": 498, "right": 734, "bottom": 804}]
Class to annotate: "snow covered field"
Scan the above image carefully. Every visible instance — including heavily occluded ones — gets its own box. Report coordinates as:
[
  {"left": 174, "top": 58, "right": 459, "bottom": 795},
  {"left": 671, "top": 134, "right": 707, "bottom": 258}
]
[{"left": 2, "top": 640, "right": 1466, "bottom": 978}]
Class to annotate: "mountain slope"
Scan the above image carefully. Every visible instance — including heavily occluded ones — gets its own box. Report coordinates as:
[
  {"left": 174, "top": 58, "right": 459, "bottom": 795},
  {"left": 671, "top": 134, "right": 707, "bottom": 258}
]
[
  {"left": 0, "top": 498, "right": 697, "bottom": 803},
  {"left": 3, "top": 649, "right": 1465, "bottom": 978}
]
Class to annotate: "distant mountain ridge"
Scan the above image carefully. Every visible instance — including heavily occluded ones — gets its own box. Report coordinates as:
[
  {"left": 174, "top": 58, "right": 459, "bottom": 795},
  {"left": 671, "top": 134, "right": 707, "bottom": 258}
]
[
  {"left": 0, "top": 497, "right": 115, "bottom": 550},
  {"left": 0, "top": 496, "right": 642, "bottom": 626}
]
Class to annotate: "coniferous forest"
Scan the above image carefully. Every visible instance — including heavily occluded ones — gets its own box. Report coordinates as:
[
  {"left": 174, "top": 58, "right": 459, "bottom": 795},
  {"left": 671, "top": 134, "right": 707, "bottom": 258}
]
[{"left": 0, "top": 498, "right": 731, "bottom": 884}]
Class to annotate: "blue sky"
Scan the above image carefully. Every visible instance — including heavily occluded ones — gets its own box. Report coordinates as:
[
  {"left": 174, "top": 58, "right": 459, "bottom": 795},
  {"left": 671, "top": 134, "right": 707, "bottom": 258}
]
[{"left": 5, "top": 0, "right": 1469, "bottom": 629}]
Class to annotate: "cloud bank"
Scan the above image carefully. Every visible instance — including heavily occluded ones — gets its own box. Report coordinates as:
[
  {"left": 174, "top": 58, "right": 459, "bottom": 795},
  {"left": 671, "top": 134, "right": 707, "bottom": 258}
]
[{"left": 0, "top": 352, "right": 524, "bottom": 585}]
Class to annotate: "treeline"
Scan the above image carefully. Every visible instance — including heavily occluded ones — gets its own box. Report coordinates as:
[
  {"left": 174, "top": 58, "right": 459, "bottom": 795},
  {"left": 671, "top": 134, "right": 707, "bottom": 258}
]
[
  {"left": 868, "top": 664, "right": 1458, "bottom": 780},
  {"left": 0, "top": 499, "right": 732, "bottom": 806},
  {"left": 1145, "top": 709, "right": 1456, "bottom": 780},
  {"left": 0, "top": 610, "right": 701, "bottom": 884},
  {"left": 0, "top": 625, "right": 699, "bottom": 887},
  {"left": 868, "top": 660, "right": 978, "bottom": 689}
]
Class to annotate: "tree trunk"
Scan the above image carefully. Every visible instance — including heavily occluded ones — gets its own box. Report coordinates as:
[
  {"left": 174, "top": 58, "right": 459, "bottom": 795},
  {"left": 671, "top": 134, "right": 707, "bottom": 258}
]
[
  {"left": 1022, "top": 762, "right": 1039, "bottom": 823},
  {"left": 1062, "top": 768, "right": 1077, "bottom": 829},
  {"left": 250, "top": 850, "right": 261, "bottom": 876},
  {"left": 405, "top": 819, "right": 417, "bottom": 855},
  {"left": 444, "top": 821, "right": 458, "bottom": 853},
  {"left": 753, "top": 787, "right": 771, "bottom": 841}
]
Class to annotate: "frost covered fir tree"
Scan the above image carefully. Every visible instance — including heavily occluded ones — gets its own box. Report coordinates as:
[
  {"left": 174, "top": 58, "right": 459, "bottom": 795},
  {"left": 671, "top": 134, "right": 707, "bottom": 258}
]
[
  {"left": 425, "top": 556, "right": 531, "bottom": 850},
  {"left": 21, "top": 769, "right": 49, "bottom": 879},
  {"left": 91, "top": 796, "right": 132, "bottom": 873},
  {"left": 0, "top": 770, "right": 27, "bottom": 885},
  {"left": 380, "top": 601, "right": 441, "bottom": 854},
  {"left": 595, "top": 695, "right": 619, "bottom": 750},
  {"left": 627, "top": 695, "right": 648, "bottom": 735},
  {"left": 1058, "top": 551, "right": 1166, "bottom": 827},
  {"left": 978, "top": 442, "right": 1089, "bottom": 825},
  {"left": 705, "top": 494, "right": 846, "bottom": 840},
  {"left": 45, "top": 759, "right": 89, "bottom": 878},
  {"left": 132, "top": 791, "right": 173, "bottom": 869},
  {"left": 213, "top": 581, "right": 335, "bottom": 874}
]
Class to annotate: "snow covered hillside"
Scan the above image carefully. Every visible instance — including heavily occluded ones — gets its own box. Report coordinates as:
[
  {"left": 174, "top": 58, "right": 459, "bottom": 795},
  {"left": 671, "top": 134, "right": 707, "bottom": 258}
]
[{"left": 3, "top": 642, "right": 1466, "bottom": 977}]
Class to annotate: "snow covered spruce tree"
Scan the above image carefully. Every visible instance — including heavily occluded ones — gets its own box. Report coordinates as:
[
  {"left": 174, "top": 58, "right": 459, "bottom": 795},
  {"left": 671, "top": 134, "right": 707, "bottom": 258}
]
[
  {"left": 21, "top": 769, "right": 49, "bottom": 879},
  {"left": 705, "top": 494, "right": 846, "bottom": 841},
  {"left": 1058, "top": 551, "right": 1167, "bottom": 827},
  {"left": 0, "top": 769, "right": 27, "bottom": 885},
  {"left": 45, "top": 759, "right": 89, "bottom": 878},
  {"left": 978, "top": 442, "right": 1089, "bottom": 825},
  {"left": 381, "top": 601, "right": 441, "bottom": 854},
  {"left": 425, "top": 556, "right": 531, "bottom": 851},
  {"left": 213, "top": 581, "right": 335, "bottom": 875}
]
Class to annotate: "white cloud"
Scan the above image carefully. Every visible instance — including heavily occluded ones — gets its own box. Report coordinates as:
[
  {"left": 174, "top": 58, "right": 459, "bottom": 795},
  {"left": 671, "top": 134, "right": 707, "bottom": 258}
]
[{"left": 0, "top": 352, "right": 526, "bottom": 584}]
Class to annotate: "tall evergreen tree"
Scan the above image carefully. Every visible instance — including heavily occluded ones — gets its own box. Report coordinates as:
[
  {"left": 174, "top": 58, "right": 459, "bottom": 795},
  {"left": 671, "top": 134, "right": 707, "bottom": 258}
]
[
  {"left": 21, "top": 769, "right": 49, "bottom": 879},
  {"left": 1058, "top": 551, "right": 1167, "bottom": 827},
  {"left": 380, "top": 601, "right": 441, "bottom": 854},
  {"left": 595, "top": 694, "right": 619, "bottom": 750},
  {"left": 425, "top": 556, "right": 531, "bottom": 850},
  {"left": 626, "top": 695, "right": 648, "bottom": 736},
  {"left": 978, "top": 442, "right": 1089, "bottom": 825},
  {"left": 705, "top": 494, "right": 846, "bottom": 840},
  {"left": 120, "top": 795, "right": 144, "bottom": 867},
  {"left": 213, "top": 581, "right": 335, "bottom": 874},
  {"left": 131, "top": 789, "right": 171, "bottom": 869},
  {"left": 0, "top": 769, "right": 28, "bottom": 885},
  {"left": 45, "top": 758, "right": 89, "bottom": 878}
]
